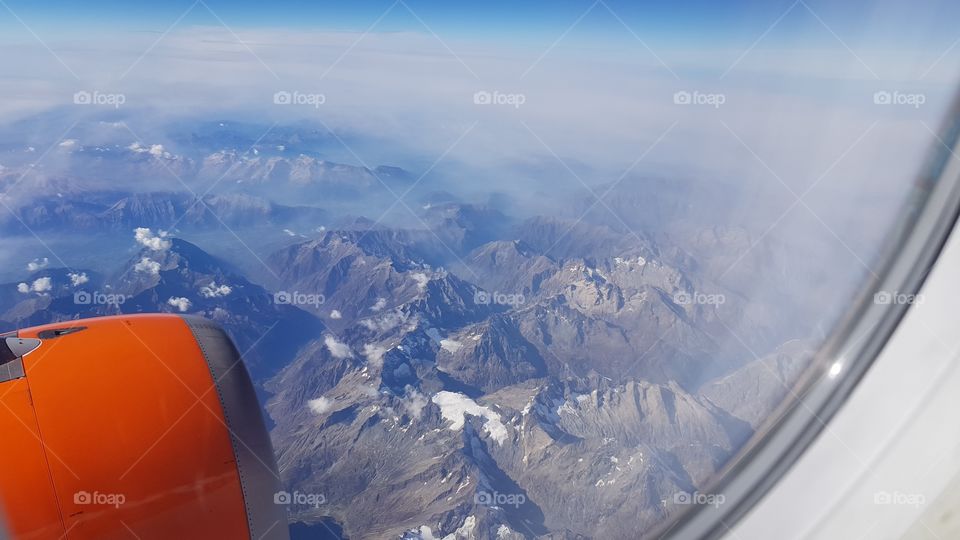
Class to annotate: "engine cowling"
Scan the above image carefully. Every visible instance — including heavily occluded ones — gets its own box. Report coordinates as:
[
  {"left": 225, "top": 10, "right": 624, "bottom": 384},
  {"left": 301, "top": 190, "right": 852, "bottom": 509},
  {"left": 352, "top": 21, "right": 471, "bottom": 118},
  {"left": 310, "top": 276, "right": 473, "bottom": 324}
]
[{"left": 0, "top": 314, "right": 289, "bottom": 540}]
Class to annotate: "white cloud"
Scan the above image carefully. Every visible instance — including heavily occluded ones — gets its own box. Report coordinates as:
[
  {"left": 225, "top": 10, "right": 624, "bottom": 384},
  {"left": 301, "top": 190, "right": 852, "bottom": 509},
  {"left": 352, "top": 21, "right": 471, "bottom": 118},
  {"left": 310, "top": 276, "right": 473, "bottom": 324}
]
[
  {"left": 431, "top": 391, "right": 508, "bottom": 444},
  {"left": 26, "top": 257, "right": 49, "bottom": 272},
  {"left": 30, "top": 277, "right": 52, "bottom": 293},
  {"left": 68, "top": 272, "right": 89, "bottom": 286},
  {"left": 11, "top": 277, "right": 52, "bottom": 295},
  {"left": 307, "top": 396, "right": 334, "bottom": 415},
  {"left": 402, "top": 387, "right": 428, "bottom": 419},
  {"left": 362, "top": 343, "right": 386, "bottom": 367},
  {"left": 329, "top": 309, "right": 342, "bottom": 319},
  {"left": 134, "top": 257, "right": 161, "bottom": 275},
  {"left": 324, "top": 335, "right": 353, "bottom": 359},
  {"left": 128, "top": 142, "right": 170, "bottom": 158},
  {"left": 0, "top": 27, "right": 944, "bottom": 339},
  {"left": 2, "top": 25, "right": 947, "bottom": 177},
  {"left": 370, "top": 297, "right": 387, "bottom": 312},
  {"left": 411, "top": 272, "right": 430, "bottom": 292},
  {"left": 58, "top": 139, "right": 78, "bottom": 149},
  {"left": 134, "top": 227, "right": 171, "bottom": 251},
  {"left": 167, "top": 297, "right": 192, "bottom": 312},
  {"left": 359, "top": 309, "right": 410, "bottom": 333},
  {"left": 199, "top": 282, "right": 232, "bottom": 298}
]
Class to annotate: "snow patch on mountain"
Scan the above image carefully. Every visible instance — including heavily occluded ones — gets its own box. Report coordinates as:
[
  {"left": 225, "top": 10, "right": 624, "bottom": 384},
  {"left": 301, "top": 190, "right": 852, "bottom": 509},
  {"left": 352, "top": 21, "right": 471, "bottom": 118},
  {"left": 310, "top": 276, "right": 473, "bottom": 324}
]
[
  {"left": 431, "top": 391, "right": 507, "bottom": 444},
  {"left": 405, "top": 516, "right": 476, "bottom": 540},
  {"left": 440, "top": 339, "right": 463, "bottom": 353}
]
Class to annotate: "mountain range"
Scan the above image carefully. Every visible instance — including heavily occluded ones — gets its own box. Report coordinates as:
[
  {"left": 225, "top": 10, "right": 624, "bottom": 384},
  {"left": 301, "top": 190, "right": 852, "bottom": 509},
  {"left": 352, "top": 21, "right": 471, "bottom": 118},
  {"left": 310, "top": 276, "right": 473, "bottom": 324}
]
[{"left": 0, "top": 121, "right": 819, "bottom": 539}]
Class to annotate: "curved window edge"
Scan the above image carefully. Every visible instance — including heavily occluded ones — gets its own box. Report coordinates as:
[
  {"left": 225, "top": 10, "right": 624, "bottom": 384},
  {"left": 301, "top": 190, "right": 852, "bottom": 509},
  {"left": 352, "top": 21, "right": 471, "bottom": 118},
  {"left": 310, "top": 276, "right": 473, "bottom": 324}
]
[{"left": 648, "top": 89, "right": 960, "bottom": 540}]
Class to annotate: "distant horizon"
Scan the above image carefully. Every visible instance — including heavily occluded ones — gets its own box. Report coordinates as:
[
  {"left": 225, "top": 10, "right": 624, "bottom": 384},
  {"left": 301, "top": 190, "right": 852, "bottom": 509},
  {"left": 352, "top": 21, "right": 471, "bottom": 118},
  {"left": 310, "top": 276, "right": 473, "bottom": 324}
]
[{"left": 2, "top": 1, "right": 959, "bottom": 50}]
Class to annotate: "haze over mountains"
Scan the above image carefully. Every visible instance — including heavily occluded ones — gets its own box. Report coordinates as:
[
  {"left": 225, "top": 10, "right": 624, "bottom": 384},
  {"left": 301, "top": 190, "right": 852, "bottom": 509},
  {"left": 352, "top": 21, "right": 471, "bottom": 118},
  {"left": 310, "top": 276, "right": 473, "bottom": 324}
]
[
  {"left": 0, "top": 0, "right": 955, "bottom": 533},
  {"left": 0, "top": 119, "right": 831, "bottom": 539}
]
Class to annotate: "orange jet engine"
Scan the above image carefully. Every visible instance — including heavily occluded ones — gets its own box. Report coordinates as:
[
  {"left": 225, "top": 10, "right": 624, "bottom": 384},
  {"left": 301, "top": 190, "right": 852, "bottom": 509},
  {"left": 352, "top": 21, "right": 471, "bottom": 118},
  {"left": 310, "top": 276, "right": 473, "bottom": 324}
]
[{"left": 0, "top": 314, "right": 289, "bottom": 540}]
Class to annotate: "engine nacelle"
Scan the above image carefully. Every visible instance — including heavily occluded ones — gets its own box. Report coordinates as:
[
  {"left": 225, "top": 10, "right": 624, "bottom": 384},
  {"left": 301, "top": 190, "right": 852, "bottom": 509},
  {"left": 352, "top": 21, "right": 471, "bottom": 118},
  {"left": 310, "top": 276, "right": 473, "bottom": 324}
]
[{"left": 0, "top": 315, "right": 289, "bottom": 540}]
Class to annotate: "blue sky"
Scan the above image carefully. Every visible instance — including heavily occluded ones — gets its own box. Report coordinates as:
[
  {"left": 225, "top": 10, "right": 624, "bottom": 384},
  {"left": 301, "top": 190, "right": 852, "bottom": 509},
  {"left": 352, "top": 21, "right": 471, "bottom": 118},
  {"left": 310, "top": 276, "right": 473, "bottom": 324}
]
[{"left": 2, "top": 0, "right": 958, "bottom": 50}]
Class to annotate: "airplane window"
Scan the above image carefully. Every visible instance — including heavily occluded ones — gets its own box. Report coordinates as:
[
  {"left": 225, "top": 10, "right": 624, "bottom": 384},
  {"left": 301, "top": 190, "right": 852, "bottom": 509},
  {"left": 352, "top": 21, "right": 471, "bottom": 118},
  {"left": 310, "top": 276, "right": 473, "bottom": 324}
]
[{"left": 1, "top": 1, "right": 959, "bottom": 539}]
